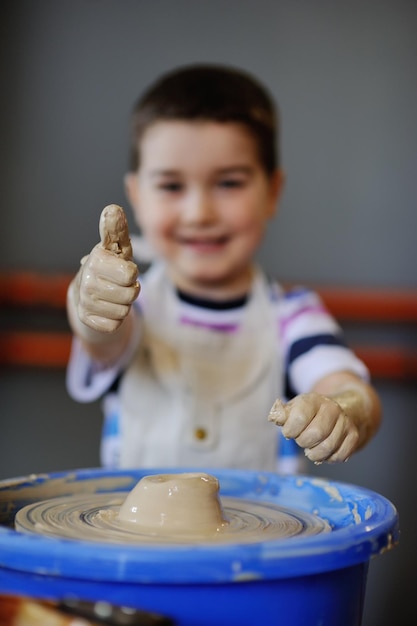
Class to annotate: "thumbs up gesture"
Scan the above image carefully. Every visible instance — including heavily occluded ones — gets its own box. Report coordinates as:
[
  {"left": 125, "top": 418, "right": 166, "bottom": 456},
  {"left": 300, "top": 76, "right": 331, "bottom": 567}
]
[{"left": 69, "top": 205, "right": 140, "bottom": 336}]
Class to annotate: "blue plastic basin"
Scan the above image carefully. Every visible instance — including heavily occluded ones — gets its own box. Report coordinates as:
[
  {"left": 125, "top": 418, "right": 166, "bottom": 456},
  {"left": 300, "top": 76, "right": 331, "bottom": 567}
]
[{"left": 0, "top": 467, "right": 399, "bottom": 626}]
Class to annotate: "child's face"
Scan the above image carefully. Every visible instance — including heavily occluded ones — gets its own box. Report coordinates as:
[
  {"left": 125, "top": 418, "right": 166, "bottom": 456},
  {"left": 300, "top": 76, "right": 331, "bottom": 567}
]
[{"left": 125, "top": 121, "right": 283, "bottom": 298}]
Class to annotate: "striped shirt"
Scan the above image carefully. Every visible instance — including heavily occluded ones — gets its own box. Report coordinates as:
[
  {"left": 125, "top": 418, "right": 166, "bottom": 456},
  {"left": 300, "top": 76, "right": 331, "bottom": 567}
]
[{"left": 67, "top": 271, "right": 368, "bottom": 471}]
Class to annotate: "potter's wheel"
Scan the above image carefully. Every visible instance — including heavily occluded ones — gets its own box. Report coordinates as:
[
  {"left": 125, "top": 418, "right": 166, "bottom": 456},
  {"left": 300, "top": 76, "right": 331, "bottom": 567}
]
[
  {"left": 14, "top": 494, "right": 331, "bottom": 545},
  {"left": 0, "top": 467, "right": 399, "bottom": 626},
  {"left": 0, "top": 467, "right": 399, "bottom": 581}
]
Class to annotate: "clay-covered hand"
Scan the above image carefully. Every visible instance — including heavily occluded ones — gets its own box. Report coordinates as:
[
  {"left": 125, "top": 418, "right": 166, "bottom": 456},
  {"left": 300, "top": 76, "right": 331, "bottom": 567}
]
[
  {"left": 70, "top": 204, "right": 140, "bottom": 334},
  {"left": 268, "top": 393, "right": 361, "bottom": 464}
]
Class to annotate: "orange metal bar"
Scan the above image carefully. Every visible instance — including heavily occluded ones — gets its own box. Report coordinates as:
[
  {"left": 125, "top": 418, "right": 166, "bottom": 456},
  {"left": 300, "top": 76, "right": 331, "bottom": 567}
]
[
  {"left": 1, "top": 272, "right": 417, "bottom": 377},
  {"left": 1, "top": 272, "right": 417, "bottom": 321},
  {"left": 0, "top": 272, "right": 71, "bottom": 308},
  {"left": 0, "top": 331, "right": 416, "bottom": 379},
  {"left": 0, "top": 331, "right": 72, "bottom": 368},
  {"left": 354, "top": 346, "right": 417, "bottom": 380},
  {"left": 317, "top": 287, "right": 417, "bottom": 323}
]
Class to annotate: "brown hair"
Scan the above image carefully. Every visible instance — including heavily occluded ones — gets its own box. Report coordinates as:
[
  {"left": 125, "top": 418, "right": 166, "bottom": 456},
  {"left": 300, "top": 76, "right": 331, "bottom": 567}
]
[{"left": 128, "top": 64, "right": 280, "bottom": 174}]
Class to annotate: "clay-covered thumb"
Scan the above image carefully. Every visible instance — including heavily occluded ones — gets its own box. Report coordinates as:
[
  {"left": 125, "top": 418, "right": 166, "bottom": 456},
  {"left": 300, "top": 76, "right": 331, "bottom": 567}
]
[{"left": 99, "top": 204, "right": 133, "bottom": 260}]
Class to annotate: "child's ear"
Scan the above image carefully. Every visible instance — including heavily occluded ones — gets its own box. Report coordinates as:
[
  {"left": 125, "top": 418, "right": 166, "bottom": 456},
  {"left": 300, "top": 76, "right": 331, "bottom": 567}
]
[
  {"left": 124, "top": 172, "right": 140, "bottom": 211},
  {"left": 267, "top": 168, "right": 286, "bottom": 217}
]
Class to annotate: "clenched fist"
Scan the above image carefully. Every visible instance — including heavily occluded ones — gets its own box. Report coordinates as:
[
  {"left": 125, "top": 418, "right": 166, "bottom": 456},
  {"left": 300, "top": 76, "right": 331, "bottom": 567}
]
[{"left": 268, "top": 392, "right": 362, "bottom": 464}]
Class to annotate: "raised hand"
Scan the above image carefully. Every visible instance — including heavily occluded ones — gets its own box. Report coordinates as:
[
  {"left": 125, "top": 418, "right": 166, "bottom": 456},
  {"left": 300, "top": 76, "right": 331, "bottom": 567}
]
[{"left": 72, "top": 204, "right": 140, "bottom": 334}]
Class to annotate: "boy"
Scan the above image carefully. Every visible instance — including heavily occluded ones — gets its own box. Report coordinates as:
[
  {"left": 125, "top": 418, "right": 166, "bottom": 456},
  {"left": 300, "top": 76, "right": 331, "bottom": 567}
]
[{"left": 66, "top": 64, "right": 381, "bottom": 472}]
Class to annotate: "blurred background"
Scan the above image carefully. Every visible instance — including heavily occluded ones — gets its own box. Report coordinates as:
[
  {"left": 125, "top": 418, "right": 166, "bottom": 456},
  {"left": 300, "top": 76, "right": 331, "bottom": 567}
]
[{"left": 1, "top": 1, "right": 416, "bottom": 624}]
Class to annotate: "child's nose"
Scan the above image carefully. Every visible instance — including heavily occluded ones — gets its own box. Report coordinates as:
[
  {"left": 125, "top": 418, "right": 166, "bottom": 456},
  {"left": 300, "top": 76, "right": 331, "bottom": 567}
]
[{"left": 182, "top": 190, "right": 216, "bottom": 223}]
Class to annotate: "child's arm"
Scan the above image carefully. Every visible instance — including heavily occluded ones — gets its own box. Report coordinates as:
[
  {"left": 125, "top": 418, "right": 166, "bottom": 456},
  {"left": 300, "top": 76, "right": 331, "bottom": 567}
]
[
  {"left": 66, "top": 205, "right": 140, "bottom": 366},
  {"left": 268, "top": 371, "right": 381, "bottom": 464}
]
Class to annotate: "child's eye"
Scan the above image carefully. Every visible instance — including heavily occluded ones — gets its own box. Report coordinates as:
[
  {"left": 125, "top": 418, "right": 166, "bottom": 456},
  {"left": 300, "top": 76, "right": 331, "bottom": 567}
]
[
  {"left": 157, "top": 182, "right": 183, "bottom": 193},
  {"left": 218, "top": 178, "right": 245, "bottom": 189}
]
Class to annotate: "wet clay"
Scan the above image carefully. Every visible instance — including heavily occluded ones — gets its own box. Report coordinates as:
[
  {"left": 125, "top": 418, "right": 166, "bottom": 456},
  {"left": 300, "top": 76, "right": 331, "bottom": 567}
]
[
  {"left": 14, "top": 472, "right": 331, "bottom": 545},
  {"left": 118, "top": 472, "right": 228, "bottom": 532},
  {"left": 99, "top": 204, "right": 133, "bottom": 259}
]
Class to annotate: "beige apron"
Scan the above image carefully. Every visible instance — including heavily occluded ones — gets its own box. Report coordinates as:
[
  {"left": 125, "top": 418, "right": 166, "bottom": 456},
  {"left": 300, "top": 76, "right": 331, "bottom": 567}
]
[{"left": 119, "top": 262, "right": 282, "bottom": 470}]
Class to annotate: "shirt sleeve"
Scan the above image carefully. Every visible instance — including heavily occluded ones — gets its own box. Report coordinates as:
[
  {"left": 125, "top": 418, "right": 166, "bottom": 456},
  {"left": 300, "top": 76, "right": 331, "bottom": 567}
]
[
  {"left": 66, "top": 309, "right": 141, "bottom": 403},
  {"left": 279, "top": 287, "right": 369, "bottom": 399}
]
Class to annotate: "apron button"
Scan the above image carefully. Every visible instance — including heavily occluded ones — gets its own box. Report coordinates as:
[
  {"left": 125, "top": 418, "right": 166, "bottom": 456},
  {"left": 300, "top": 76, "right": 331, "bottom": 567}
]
[{"left": 194, "top": 427, "right": 208, "bottom": 440}]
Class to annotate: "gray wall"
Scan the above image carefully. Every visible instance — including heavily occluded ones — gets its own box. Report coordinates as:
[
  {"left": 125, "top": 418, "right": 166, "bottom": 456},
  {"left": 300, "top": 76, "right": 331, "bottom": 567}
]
[{"left": 1, "top": 2, "right": 416, "bottom": 625}]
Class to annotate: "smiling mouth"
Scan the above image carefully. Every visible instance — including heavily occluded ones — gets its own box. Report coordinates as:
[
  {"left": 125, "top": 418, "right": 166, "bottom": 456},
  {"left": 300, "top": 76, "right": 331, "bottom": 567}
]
[{"left": 178, "top": 235, "right": 230, "bottom": 248}]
